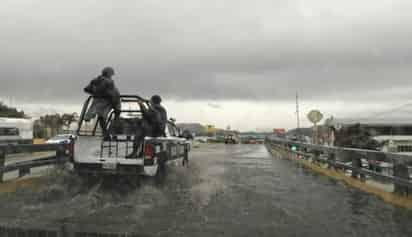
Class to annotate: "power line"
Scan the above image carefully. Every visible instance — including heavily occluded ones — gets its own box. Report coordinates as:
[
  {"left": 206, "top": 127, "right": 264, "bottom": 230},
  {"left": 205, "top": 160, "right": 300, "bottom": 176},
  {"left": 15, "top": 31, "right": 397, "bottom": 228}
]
[{"left": 296, "top": 92, "right": 301, "bottom": 137}]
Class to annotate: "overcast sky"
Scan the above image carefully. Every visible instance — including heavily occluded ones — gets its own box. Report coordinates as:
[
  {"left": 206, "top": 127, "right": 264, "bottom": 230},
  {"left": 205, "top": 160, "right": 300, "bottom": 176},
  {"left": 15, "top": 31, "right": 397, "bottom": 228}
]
[{"left": 2, "top": 0, "right": 412, "bottom": 130}]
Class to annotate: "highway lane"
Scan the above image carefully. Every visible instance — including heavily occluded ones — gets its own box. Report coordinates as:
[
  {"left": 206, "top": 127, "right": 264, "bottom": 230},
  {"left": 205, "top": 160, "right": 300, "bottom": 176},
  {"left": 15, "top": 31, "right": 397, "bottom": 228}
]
[{"left": 0, "top": 144, "right": 411, "bottom": 236}]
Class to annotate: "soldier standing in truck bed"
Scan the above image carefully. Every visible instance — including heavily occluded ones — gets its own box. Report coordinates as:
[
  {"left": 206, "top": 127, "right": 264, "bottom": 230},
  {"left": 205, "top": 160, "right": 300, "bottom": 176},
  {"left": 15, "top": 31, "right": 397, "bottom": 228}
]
[{"left": 84, "top": 67, "right": 121, "bottom": 139}]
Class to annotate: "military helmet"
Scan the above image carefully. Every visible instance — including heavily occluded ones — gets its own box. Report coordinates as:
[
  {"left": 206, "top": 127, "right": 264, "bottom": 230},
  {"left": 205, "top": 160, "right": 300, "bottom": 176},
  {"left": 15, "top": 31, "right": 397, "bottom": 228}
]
[
  {"left": 151, "top": 95, "right": 162, "bottom": 104},
  {"left": 102, "top": 67, "right": 115, "bottom": 76}
]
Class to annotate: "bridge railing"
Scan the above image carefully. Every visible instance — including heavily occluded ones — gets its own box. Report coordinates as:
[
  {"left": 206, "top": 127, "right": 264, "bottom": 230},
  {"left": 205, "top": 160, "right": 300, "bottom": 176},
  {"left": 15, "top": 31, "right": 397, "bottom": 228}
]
[
  {"left": 0, "top": 143, "right": 73, "bottom": 182},
  {"left": 0, "top": 224, "right": 143, "bottom": 237},
  {"left": 265, "top": 137, "right": 412, "bottom": 196}
]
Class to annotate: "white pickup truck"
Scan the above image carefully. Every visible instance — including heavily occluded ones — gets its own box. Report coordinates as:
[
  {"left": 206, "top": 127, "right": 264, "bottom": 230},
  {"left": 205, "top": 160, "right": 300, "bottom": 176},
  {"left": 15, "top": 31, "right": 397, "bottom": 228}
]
[{"left": 73, "top": 95, "right": 190, "bottom": 177}]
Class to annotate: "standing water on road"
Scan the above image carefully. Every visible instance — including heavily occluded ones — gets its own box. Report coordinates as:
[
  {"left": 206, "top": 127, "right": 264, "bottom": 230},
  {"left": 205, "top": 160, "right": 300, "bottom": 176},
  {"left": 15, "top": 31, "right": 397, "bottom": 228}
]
[{"left": 0, "top": 144, "right": 411, "bottom": 236}]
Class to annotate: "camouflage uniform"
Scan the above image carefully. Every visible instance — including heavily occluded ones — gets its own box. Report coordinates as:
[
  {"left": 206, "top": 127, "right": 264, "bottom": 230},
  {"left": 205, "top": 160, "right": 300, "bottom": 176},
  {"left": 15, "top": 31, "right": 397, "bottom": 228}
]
[
  {"left": 84, "top": 74, "right": 121, "bottom": 136},
  {"left": 126, "top": 96, "right": 167, "bottom": 158},
  {"left": 84, "top": 75, "right": 120, "bottom": 120},
  {"left": 148, "top": 103, "right": 167, "bottom": 137}
]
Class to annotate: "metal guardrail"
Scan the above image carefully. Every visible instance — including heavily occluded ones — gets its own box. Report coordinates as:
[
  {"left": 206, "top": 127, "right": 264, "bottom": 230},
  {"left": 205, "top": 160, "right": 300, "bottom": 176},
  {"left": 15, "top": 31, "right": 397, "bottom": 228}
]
[
  {"left": 0, "top": 225, "right": 143, "bottom": 237},
  {"left": 265, "top": 137, "right": 412, "bottom": 196},
  {"left": 0, "top": 143, "right": 72, "bottom": 182}
]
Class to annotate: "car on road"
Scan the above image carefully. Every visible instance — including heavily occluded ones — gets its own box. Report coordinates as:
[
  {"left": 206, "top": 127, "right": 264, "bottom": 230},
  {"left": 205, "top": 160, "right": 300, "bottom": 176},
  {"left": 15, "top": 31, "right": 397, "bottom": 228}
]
[
  {"left": 46, "top": 134, "right": 77, "bottom": 144},
  {"left": 74, "top": 95, "right": 190, "bottom": 177},
  {"left": 224, "top": 133, "right": 240, "bottom": 144},
  {"left": 194, "top": 136, "right": 209, "bottom": 143}
]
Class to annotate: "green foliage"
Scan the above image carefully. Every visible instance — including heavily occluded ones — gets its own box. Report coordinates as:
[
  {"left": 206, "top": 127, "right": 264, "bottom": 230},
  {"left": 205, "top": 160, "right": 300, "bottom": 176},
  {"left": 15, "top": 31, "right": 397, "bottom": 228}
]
[{"left": 0, "top": 102, "right": 26, "bottom": 118}]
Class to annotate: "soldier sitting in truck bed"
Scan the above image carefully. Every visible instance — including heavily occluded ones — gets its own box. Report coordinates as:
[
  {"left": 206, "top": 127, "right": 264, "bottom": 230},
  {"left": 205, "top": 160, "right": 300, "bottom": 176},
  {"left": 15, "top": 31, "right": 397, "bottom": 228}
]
[{"left": 126, "top": 95, "right": 167, "bottom": 158}]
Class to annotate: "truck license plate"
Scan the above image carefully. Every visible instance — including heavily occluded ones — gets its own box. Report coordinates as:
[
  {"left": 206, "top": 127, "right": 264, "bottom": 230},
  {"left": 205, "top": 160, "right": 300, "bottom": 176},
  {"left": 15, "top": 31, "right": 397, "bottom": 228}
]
[{"left": 102, "top": 162, "right": 117, "bottom": 170}]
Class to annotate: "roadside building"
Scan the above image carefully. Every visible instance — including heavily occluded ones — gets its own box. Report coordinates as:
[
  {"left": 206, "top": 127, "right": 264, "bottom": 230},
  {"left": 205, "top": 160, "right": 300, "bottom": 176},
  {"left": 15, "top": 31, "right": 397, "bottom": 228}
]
[
  {"left": 325, "top": 117, "right": 412, "bottom": 154},
  {"left": 239, "top": 132, "right": 267, "bottom": 144},
  {"left": 176, "top": 123, "right": 206, "bottom": 136}
]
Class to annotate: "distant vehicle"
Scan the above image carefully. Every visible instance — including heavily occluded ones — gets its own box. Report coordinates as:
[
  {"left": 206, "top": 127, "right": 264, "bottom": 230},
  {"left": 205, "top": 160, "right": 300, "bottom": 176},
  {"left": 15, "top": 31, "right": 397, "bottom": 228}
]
[
  {"left": 208, "top": 136, "right": 226, "bottom": 143},
  {"left": 241, "top": 136, "right": 264, "bottom": 144},
  {"left": 181, "top": 130, "right": 194, "bottom": 140},
  {"left": 46, "top": 134, "right": 77, "bottom": 144},
  {"left": 246, "top": 139, "right": 264, "bottom": 144},
  {"left": 194, "top": 136, "right": 209, "bottom": 143},
  {"left": 224, "top": 133, "right": 239, "bottom": 144},
  {"left": 239, "top": 132, "right": 266, "bottom": 144},
  {"left": 0, "top": 118, "right": 33, "bottom": 145},
  {"left": 74, "top": 95, "right": 191, "bottom": 177}
]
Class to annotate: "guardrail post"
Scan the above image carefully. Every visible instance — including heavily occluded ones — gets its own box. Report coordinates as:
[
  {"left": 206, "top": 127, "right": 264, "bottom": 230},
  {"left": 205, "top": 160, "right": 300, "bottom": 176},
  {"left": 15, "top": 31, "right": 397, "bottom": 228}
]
[
  {"left": 351, "top": 152, "right": 362, "bottom": 180},
  {"left": 0, "top": 148, "right": 5, "bottom": 183},
  {"left": 312, "top": 150, "right": 321, "bottom": 165},
  {"left": 56, "top": 145, "right": 68, "bottom": 167},
  {"left": 336, "top": 149, "right": 348, "bottom": 169},
  {"left": 60, "top": 223, "right": 73, "bottom": 237},
  {"left": 327, "top": 152, "right": 336, "bottom": 169},
  {"left": 393, "top": 162, "right": 410, "bottom": 196},
  {"left": 18, "top": 166, "right": 30, "bottom": 178}
]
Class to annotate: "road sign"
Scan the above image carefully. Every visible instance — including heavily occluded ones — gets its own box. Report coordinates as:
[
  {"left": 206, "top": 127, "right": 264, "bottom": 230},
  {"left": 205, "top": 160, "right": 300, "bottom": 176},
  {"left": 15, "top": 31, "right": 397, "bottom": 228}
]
[{"left": 307, "top": 110, "right": 323, "bottom": 124}]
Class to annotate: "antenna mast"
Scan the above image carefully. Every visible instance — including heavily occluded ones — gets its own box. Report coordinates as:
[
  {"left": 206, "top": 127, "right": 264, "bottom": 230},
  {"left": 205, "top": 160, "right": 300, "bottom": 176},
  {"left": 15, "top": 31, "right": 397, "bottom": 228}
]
[{"left": 296, "top": 92, "right": 301, "bottom": 138}]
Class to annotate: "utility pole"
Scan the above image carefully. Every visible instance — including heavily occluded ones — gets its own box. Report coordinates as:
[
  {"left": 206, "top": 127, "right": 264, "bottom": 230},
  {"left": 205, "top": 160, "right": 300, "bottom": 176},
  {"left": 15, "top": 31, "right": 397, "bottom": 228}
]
[{"left": 296, "top": 92, "right": 300, "bottom": 139}]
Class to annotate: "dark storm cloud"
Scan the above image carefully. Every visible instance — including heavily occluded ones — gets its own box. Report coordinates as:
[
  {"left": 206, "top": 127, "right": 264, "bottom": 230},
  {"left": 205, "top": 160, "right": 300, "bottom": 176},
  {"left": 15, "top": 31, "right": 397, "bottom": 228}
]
[{"left": 2, "top": 0, "right": 412, "bottom": 103}]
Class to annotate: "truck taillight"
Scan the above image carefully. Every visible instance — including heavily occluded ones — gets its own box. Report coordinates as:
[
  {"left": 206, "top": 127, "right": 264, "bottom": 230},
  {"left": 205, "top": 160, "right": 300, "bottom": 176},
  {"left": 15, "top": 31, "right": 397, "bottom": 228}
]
[{"left": 144, "top": 144, "right": 155, "bottom": 158}]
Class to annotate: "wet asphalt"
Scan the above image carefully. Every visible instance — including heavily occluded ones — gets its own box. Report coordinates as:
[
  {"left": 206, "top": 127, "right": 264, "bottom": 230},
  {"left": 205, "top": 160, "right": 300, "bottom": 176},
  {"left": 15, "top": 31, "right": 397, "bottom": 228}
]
[{"left": 0, "top": 144, "right": 412, "bottom": 236}]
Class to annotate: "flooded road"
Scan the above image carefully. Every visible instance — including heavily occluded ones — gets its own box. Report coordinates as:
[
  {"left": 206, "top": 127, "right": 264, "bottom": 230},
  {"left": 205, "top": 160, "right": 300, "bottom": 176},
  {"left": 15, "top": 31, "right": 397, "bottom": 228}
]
[{"left": 1, "top": 144, "right": 412, "bottom": 236}]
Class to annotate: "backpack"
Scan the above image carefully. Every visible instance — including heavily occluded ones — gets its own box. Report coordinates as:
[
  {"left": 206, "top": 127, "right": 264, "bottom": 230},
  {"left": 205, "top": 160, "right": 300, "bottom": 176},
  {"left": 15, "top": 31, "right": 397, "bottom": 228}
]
[
  {"left": 150, "top": 105, "right": 167, "bottom": 136},
  {"left": 84, "top": 77, "right": 105, "bottom": 97}
]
